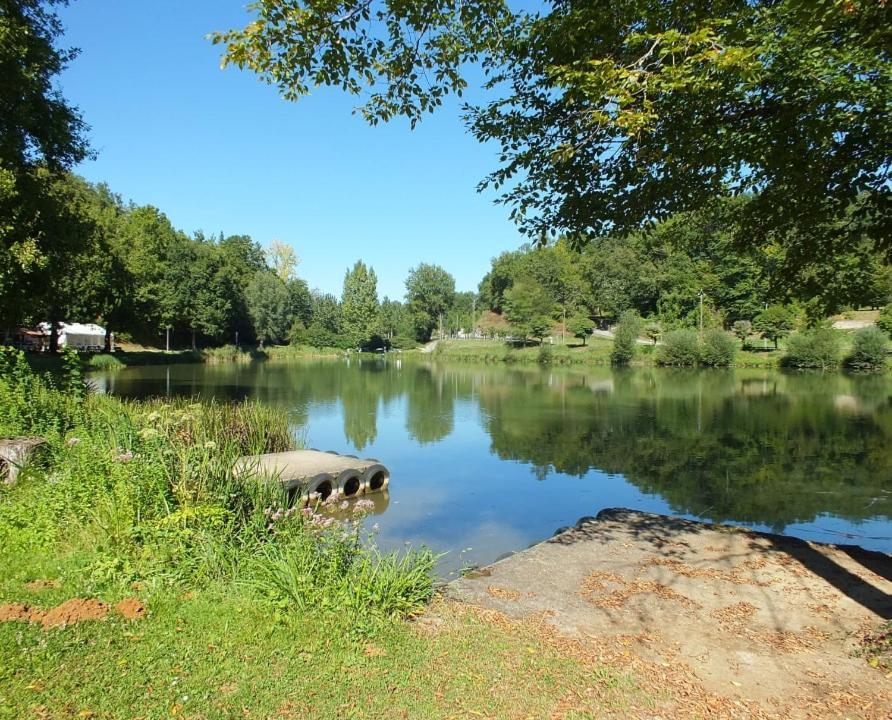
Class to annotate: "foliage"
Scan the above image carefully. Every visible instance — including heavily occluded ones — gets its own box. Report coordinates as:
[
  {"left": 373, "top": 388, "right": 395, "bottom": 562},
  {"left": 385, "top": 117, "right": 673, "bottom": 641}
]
[
  {"left": 611, "top": 311, "right": 640, "bottom": 366},
  {"left": 657, "top": 330, "right": 701, "bottom": 367},
  {"left": 405, "top": 263, "right": 456, "bottom": 342},
  {"left": 341, "top": 261, "right": 381, "bottom": 349},
  {"left": 643, "top": 321, "right": 661, "bottom": 346},
  {"left": 732, "top": 320, "right": 753, "bottom": 348},
  {"left": 845, "top": 327, "right": 889, "bottom": 371},
  {"left": 219, "top": 0, "right": 890, "bottom": 294},
  {"left": 266, "top": 239, "right": 299, "bottom": 282},
  {"left": 754, "top": 305, "right": 797, "bottom": 349},
  {"left": 0, "top": 355, "right": 435, "bottom": 632},
  {"left": 699, "top": 330, "right": 737, "bottom": 368},
  {"left": 503, "top": 278, "right": 553, "bottom": 344},
  {"left": 782, "top": 330, "right": 842, "bottom": 370},
  {"left": 877, "top": 305, "right": 892, "bottom": 335},
  {"left": 245, "top": 272, "right": 292, "bottom": 347},
  {"left": 566, "top": 315, "right": 594, "bottom": 345},
  {"left": 87, "top": 353, "right": 125, "bottom": 371},
  {"left": 0, "top": 0, "right": 90, "bottom": 300}
]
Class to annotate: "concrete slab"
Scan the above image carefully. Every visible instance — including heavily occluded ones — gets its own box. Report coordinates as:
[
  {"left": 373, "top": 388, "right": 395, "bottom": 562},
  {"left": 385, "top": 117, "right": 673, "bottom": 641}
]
[{"left": 447, "top": 509, "right": 892, "bottom": 718}]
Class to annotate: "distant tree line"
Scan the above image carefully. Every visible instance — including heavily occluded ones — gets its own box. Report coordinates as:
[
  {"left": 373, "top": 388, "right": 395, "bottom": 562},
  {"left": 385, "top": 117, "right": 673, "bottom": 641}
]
[{"left": 477, "top": 196, "right": 892, "bottom": 344}]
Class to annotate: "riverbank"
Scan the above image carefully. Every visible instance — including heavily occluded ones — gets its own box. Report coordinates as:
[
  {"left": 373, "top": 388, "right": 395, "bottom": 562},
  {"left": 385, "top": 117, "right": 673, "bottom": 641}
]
[
  {"left": 0, "top": 351, "right": 646, "bottom": 719},
  {"left": 449, "top": 508, "right": 892, "bottom": 719},
  {"left": 425, "top": 337, "right": 787, "bottom": 368}
]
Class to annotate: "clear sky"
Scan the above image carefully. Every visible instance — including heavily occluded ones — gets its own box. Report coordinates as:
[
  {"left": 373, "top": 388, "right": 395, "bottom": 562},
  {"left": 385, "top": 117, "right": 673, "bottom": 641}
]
[{"left": 56, "top": 0, "right": 528, "bottom": 300}]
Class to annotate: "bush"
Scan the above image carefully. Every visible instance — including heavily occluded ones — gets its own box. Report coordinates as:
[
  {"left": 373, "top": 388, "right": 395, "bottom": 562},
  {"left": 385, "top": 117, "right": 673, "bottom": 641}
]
[
  {"left": 537, "top": 343, "right": 553, "bottom": 365},
  {"left": 782, "top": 329, "right": 841, "bottom": 369},
  {"left": 845, "top": 327, "right": 890, "bottom": 371},
  {"left": 877, "top": 305, "right": 892, "bottom": 335},
  {"left": 700, "top": 330, "right": 737, "bottom": 367},
  {"left": 87, "top": 353, "right": 125, "bottom": 370},
  {"left": 611, "top": 311, "right": 640, "bottom": 365},
  {"left": 202, "top": 345, "right": 251, "bottom": 364},
  {"left": 657, "top": 330, "right": 700, "bottom": 366}
]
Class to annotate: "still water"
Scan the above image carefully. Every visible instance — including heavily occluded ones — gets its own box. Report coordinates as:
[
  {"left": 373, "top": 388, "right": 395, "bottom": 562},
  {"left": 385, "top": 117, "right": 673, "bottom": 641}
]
[{"left": 92, "top": 359, "right": 892, "bottom": 574}]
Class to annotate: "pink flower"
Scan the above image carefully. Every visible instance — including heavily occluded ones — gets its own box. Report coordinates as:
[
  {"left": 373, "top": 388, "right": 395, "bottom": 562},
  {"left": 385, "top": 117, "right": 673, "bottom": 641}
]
[
  {"left": 66, "top": 437, "right": 81, "bottom": 447},
  {"left": 114, "top": 451, "right": 134, "bottom": 463}
]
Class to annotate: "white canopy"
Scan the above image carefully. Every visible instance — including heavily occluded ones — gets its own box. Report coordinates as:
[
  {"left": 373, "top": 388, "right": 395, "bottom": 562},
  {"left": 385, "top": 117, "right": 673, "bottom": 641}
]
[{"left": 39, "top": 322, "right": 106, "bottom": 349}]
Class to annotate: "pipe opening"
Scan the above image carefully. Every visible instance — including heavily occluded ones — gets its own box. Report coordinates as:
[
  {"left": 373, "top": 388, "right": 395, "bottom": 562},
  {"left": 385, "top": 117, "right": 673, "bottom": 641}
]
[
  {"left": 286, "top": 486, "right": 300, "bottom": 507},
  {"left": 315, "top": 479, "right": 334, "bottom": 500},
  {"left": 342, "top": 475, "right": 361, "bottom": 497},
  {"left": 368, "top": 471, "right": 386, "bottom": 491}
]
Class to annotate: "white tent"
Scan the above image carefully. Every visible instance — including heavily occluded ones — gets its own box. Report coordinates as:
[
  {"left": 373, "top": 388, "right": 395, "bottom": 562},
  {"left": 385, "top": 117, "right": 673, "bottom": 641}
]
[{"left": 39, "top": 322, "right": 106, "bottom": 350}]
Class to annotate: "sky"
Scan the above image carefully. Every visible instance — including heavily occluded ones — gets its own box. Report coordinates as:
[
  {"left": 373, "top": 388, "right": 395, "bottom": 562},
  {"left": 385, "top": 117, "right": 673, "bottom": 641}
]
[{"left": 55, "top": 0, "right": 529, "bottom": 300}]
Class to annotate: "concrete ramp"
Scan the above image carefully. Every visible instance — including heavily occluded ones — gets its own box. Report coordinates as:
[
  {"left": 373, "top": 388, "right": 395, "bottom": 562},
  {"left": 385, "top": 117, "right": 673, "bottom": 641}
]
[{"left": 233, "top": 449, "right": 389, "bottom": 506}]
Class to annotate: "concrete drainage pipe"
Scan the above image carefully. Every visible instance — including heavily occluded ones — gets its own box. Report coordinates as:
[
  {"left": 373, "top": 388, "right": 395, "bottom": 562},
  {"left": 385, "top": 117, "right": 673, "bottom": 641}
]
[
  {"left": 336, "top": 470, "right": 363, "bottom": 499},
  {"left": 303, "top": 473, "right": 337, "bottom": 505},
  {"left": 361, "top": 464, "right": 390, "bottom": 494}
]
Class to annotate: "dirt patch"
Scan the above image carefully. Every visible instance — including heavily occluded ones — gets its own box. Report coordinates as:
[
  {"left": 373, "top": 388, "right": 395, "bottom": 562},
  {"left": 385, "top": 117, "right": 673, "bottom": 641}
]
[
  {"left": 41, "top": 598, "right": 109, "bottom": 628},
  {"left": 24, "top": 579, "right": 60, "bottom": 592},
  {"left": 0, "top": 603, "right": 46, "bottom": 623},
  {"left": 0, "top": 597, "right": 146, "bottom": 628},
  {"left": 115, "top": 597, "right": 146, "bottom": 620}
]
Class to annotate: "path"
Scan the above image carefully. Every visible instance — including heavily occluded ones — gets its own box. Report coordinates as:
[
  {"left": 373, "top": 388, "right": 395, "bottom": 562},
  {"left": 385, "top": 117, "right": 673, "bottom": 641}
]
[
  {"left": 420, "top": 340, "right": 439, "bottom": 353},
  {"left": 446, "top": 509, "right": 892, "bottom": 719}
]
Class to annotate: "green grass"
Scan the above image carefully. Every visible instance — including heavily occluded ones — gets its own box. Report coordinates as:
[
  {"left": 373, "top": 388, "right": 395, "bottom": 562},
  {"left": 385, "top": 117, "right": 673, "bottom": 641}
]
[
  {"left": 0, "top": 591, "right": 638, "bottom": 720},
  {"left": 429, "top": 338, "right": 615, "bottom": 365}
]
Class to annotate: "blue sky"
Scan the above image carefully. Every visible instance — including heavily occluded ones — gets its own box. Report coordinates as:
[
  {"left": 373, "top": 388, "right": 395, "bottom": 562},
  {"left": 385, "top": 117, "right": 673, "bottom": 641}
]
[{"left": 56, "top": 0, "right": 527, "bottom": 300}]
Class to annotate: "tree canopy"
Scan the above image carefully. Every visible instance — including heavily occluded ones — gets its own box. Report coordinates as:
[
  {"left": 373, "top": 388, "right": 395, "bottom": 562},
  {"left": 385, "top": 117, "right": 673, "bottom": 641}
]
[{"left": 215, "top": 0, "right": 891, "bottom": 286}]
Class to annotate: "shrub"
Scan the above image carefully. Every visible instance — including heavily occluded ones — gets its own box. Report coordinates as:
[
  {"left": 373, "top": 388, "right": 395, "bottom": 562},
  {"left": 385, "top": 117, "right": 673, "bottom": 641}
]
[
  {"left": 657, "top": 330, "right": 700, "bottom": 366},
  {"left": 202, "top": 345, "right": 251, "bottom": 364},
  {"left": 700, "top": 330, "right": 737, "bottom": 367},
  {"left": 88, "top": 353, "right": 125, "bottom": 370},
  {"left": 782, "top": 329, "right": 841, "bottom": 369},
  {"left": 537, "top": 343, "right": 553, "bottom": 365},
  {"left": 731, "top": 320, "right": 752, "bottom": 348},
  {"left": 877, "top": 305, "right": 892, "bottom": 335},
  {"left": 845, "top": 327, "right": 890, "bottom": 371},
  {"left": 611, "top": 311, "right": 640, "bottom": 365}
]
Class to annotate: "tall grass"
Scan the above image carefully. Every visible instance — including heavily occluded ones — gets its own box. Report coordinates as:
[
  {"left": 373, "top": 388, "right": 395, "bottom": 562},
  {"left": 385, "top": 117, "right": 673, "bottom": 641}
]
[{"left": 0, "top": 348, "right": 435, "bottom": 627}]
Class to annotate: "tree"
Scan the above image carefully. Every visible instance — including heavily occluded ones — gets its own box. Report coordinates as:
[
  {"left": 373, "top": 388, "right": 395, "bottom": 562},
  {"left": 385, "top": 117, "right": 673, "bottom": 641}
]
[
  {"left": 341, "top": 260, "right": 380, "bottom": 349},
  {"left": 732, "top": 320, "right": 753, "bottom": 349},
  {"left": 218, "top": 1, "right": 890, "bottom": 285},
  {"left": 643, "top": 321, "right": 662, "bottom": 346},
  {"left": 611, "top": 311, "right": 641, "bottom": 365},
  {"left": 503, "top": 278, "right": 553, "bottom": 344},
  {"left": 1, "top": 0, "right": 90, "bottom": 317},
  {"left": 378, "top": 297, "right": 407, "bottom": 341},
  {"left": 754, "top": 305, "right": 796, "bottom": 349},
  {"left": 877, "top": 305, "right": 892, "bottom": 335},
  {"left": 566, "top": 315, "right": 594, "bottom": 346},
  {"left": 266, "top": 239, "right": 299, "bottom": 282},
  {"left": 245, "top": 271, "right": 292, "bottom": 347},
  {"left": 405, "top": 263, "right": 456, "bottom": 342}
]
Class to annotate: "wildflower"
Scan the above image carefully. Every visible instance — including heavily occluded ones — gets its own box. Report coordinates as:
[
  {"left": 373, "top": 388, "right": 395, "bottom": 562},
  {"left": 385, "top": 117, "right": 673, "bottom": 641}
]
[
  {"left": 146, "top": 412, "right": 161, "bottom": 423},
  {"left": 65, "top": 437, "right": 81, "bottom": 447},
  {"left": 114, "top": 451, "right": 134, "bottom": 463},
  {"left": 263, "top": 507, "right": 272, "bottom": 517},
  {"left": 371, "top": 523, "right": 380, "bottom": 533},
  {"left": 138, "top": 427, "right": 159, "bottom": 440},
  {"left": 204, "top": 441, "right": 216, "bottom": 450},
  {"left": 339, "top": 501, "right": 349, "bottom": 511},
  {"left": 352, "top": 499, "right": 375, "bottom": 515}
]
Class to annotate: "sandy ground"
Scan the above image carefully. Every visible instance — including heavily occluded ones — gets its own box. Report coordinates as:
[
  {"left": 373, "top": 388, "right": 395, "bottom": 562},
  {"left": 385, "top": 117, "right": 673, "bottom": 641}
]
[{"left": 446, "top": 509, "right": 892, "bottom": 719}]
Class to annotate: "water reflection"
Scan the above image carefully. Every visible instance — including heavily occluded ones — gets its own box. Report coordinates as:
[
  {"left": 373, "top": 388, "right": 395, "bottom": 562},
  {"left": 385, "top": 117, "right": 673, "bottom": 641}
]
[{"left": 94, "top": 359, "right": 892, "bottom": 568}]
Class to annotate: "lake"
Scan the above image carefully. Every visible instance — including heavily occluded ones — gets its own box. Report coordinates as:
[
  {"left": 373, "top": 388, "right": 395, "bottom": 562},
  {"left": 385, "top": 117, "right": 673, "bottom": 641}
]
[{"left": 91, "top": 359, "right": 892, "bottom": 575}]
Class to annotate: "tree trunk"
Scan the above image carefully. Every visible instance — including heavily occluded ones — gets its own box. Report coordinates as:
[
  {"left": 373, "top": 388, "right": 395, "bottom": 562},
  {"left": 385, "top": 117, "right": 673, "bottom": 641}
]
[
  {"left": 104, "top": 327, "right": 112, "bottom": 353},
  {"left": 191, "top": 328, "right": 196, "bottom": 350},
  {"left": 49, "top": 319, "right": 59, "bottom": 354}
]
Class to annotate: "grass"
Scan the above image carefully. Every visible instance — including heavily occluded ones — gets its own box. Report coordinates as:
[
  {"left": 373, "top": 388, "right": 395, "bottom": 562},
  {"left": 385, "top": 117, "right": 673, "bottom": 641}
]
[
  {"left": 428, "top": 337, "right": 615, "bottom": 365},
  {"left": 0, "top": 592, "right": 637, "bottom": 720},
  {"left": 0, "top": 348, "right": 639, "bottom": 719}
]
